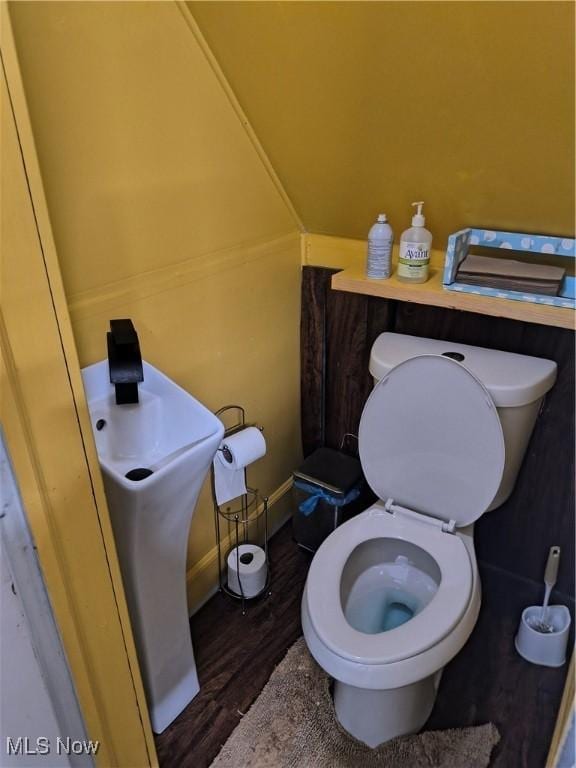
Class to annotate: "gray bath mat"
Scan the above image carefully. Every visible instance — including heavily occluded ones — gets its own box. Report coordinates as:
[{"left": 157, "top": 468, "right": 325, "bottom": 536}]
[{"left": 211, "top": 637, "right": 500, "bottom": 768}]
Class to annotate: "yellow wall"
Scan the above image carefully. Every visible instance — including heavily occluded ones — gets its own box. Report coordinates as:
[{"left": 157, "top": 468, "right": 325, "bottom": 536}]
[
  {"left": 190, "top": 1, "right": 575, "bottom": 250},
  {"left": 9, "top": 0, "right": 574, "bottom": 611},
  {"left": 9, "top": 1, "right": 302, "bottom": 607},
  {"left": 1, "top": 54, "right": 155, "bottom": 763}
]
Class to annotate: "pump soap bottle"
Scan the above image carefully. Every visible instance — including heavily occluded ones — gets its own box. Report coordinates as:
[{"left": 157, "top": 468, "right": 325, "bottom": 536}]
[
  {"left": 366, "top": 213, "right": 394, "bottom": 279},
  {"left": 397, "top": 202, "right": 432, "bottom": 284}
]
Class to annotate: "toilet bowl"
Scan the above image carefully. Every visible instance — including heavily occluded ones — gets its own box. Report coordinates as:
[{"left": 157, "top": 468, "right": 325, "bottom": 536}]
[
  {"left": 302, "top": 507, "right": 481, "bottom": 746},
  {"left": 302, "top": 334, "right": 557, "bottom": 748}
]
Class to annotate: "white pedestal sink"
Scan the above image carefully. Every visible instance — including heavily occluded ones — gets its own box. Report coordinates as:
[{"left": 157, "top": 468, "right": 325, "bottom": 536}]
[{"left": 82, "top": 361, "right": 224, "bottom": 733}]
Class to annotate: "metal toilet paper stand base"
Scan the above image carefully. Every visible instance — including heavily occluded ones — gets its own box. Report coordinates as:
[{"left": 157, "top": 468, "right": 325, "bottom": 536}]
[{"left": 211, "top": 405, "right": 270, "bottom": 614}]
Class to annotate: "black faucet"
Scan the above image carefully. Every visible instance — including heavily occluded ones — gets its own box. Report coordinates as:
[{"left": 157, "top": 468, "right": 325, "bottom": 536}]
[{"left": 107, "top": 319, "right": 143, "bottom": 405}]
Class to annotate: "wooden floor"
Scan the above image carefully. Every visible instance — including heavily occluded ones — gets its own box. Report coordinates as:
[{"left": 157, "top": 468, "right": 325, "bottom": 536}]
[{"left": 156, "top": 523, "right": 571, "bottom": 768}]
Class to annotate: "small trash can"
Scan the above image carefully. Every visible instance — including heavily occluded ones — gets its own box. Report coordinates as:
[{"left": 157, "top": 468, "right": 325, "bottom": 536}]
[{"left": 292, "top": 447, "right": 369, "bottom": 552}]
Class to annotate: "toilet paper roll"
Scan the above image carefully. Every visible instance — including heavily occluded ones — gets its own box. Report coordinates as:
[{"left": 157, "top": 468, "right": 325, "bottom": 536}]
[
  {"left": 227, "top": 544, "right": 267, "bottom": 598},
  {"left": 213, "top": 427, "right": 266, "bottom": 505}
]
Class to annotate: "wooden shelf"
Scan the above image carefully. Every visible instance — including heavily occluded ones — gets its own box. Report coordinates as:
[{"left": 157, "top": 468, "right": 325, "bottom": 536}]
[{"left": 331, "top": 265, "right": 574, "bottom": 330}]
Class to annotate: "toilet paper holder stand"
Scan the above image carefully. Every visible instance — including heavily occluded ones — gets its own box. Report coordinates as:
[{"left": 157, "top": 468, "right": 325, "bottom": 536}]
[{"left": 211, "top": 404, "right": 270, "bottom": 613}]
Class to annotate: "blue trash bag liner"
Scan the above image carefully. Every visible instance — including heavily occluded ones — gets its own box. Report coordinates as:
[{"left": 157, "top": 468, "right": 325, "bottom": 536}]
[{"left": 294, "top": 479, "right": 361, "bottom": 517}]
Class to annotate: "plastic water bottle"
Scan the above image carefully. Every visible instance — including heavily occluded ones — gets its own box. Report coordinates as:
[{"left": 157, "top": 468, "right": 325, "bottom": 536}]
[{"left": 366, "top": 213, "right": 393, "bottom": 279}]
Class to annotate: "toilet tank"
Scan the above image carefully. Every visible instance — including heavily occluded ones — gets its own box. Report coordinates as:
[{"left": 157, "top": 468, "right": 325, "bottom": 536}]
[{"left": 369, "top": 333, "right": 557, "bottom": 510}]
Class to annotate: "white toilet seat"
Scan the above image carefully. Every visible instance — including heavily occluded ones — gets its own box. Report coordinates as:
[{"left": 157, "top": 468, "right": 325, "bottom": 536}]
[
  {"left": 360, "top": 355, "right": 505, "bottom": 527},
  {"left": 305, "top": 506, "right": 473, "bottom": 666}
]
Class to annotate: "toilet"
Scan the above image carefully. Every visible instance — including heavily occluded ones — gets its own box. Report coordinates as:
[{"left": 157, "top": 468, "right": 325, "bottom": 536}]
[{"left": 301, "top": 333, "right": 557, "bottom": 748}]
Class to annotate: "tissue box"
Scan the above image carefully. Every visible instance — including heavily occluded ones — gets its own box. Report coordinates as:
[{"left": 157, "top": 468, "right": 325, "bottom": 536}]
[{"left": 443, "top": 228, "right": 575, "bottom": 309}]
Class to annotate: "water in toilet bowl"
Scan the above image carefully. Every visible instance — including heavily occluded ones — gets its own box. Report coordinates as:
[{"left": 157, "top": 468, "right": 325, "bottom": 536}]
[{"left": 343, "top": 554, "right": 439, "bottom": 635}]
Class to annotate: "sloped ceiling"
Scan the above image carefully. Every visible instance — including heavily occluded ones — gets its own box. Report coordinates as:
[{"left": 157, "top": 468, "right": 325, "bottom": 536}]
[{"left": 189, "top": 1, "right": 575, "bottom": 247}]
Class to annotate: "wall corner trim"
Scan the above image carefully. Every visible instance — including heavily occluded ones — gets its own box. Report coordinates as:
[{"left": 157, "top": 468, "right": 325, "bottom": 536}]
[
  {"left": 1, "top": 6, "right": 158, "bottom": 763},
  {"left": 67, "top": 231, "right": 300, "bottom": 322},
  {"left": 176, "top": 1, "right": 305, "bottom": 234}
]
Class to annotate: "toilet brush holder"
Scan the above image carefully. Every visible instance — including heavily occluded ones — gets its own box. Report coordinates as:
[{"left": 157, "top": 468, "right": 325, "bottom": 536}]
[{"left": 515, "top": 605, "right": 571, "bottom": 667}]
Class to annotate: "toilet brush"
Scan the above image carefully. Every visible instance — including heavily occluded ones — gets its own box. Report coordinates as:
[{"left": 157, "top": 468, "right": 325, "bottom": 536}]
[{"left": 528, "top": 546, "right": 560, "bottom": 634}]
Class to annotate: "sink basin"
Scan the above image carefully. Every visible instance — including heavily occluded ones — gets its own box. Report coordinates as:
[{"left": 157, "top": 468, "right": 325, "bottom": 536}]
[{"left": 82, "top": 360, "right": 224, "bottom": 733}]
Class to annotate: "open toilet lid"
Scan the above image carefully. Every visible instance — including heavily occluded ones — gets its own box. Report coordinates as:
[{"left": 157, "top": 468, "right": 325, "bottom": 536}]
[{"left": 359, "top": 354, "right": 505, "bottom": 527}]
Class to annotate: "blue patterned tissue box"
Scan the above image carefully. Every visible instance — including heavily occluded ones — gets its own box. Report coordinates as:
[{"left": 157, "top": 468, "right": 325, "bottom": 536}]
[{"left": 443, "top": 228, "right": 575, "bottom": 309}]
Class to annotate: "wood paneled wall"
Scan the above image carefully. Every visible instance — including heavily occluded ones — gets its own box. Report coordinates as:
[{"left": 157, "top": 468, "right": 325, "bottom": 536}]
[
  {"left": 300, "top": 267, "right": 395, "bottom": 456},
  {"left": 300, "top": 266, "right": 575, "bottom": 597}
]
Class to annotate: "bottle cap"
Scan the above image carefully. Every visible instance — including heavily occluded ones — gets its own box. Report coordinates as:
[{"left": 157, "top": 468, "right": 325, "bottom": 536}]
[
  {"left": 377, "top": 213, "right": 388, "bottom": 223},
  {"left": 411, "top": 202, "right": 425, "bottom": 227}
]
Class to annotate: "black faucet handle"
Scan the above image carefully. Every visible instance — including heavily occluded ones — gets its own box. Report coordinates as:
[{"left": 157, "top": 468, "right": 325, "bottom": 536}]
[
  {"left": 107, "top": 319, "right": 143, "bottom": 396},
  {"left": 110, "top": 319, "right": 138, "bottom": 346}
]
